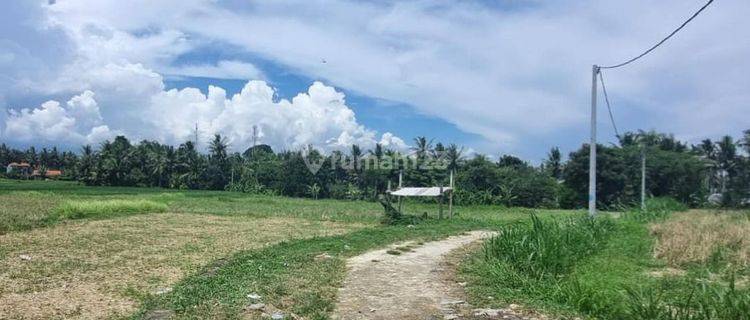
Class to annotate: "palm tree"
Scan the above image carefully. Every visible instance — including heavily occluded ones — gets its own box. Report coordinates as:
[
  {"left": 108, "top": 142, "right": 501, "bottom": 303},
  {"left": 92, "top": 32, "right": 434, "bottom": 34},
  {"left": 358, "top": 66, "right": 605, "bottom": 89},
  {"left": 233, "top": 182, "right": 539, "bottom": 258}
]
[
  {"left": 716, "top": 136, "right": 737, "bottom": 193},
  {"left": 175, "top": 141, "right": 203, "bottom": 189},
  {"left": 545, "top": 147, "right": 562, "bottom": 180},
  {"left": 431, "top": 142, "right": 446, "bottom": 159},
  {"left": 209, "top": 134, "right": 229, "bottom": 162},
  {"left": 150, "top": 148, "right": 169, "bottom": 188},
  {"left": 697, "top": 139, "right": 716, "bottom": 159},
  {"left": 351, "top": 144, "right": 362, "bottom": 173},
  {"left": 77, "top": 145, "right": 96, "bottom": 185},
  {"left": 411, "top": 136, "right": 433, "bottom": 163},
  {"left": 369, "top": 143, "right": 384, "bottom": 160},
  {"left": 445, "top": 144, "right": 464, "bottom": 172}
]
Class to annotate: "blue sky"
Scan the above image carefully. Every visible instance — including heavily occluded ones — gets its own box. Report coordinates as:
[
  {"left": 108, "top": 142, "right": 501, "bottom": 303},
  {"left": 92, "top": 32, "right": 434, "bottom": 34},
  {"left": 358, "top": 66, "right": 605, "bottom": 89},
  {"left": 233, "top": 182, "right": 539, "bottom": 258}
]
[{"left": 1, "top": 0, "right": 748, "bottom": 162}]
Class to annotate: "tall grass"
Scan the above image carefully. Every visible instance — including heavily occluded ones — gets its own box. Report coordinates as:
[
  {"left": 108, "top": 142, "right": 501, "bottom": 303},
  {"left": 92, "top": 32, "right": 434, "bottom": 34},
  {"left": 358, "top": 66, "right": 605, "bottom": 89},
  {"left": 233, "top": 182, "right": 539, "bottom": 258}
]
[
  {"left": 625, "top": 197, "right": 688, "bottom": 222},
  {"left": 467, "top": 198, "right": 746, "bottom": 319},
  {"left": 484, "top": 213, "right": 615, "bottom": 279},
  {"left": 625, "top": 276, "right": 750, "bottom": 320},
  {"left": 55, "top": 199, "right": 167, "bottom": 219}
]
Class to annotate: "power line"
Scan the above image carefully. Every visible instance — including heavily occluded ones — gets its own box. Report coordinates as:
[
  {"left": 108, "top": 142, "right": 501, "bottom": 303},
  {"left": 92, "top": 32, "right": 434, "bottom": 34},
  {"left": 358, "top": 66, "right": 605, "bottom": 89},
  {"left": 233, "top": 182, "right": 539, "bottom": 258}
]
[
  {"left": 600, "top": 0, "right": 715, "bottom": 69},
  {"left": 598, "top": 70, "right": 620, "bottom": 139}
]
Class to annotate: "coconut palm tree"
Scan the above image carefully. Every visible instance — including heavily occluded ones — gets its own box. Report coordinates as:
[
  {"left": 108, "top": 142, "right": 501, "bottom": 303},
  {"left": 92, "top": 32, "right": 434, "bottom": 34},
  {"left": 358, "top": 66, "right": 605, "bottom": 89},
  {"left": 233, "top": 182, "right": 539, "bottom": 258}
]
[
  {"left": 545, "top": 147, "right": 562, "bottom": 180},
  {"left": 411, "top": 136, "right": 433, "bottom": 163},
  {"left": 445, "top": 143, "right": 464, "bottom": 172},
  {"left": 716, "top": 136, "right": 737, "bottom": 193},
  {"left": 350, "top": 144, "right": 362, "bottom": 173},
  {"left": 369, "top": 143, "right": 384, "bottom": 160},
  {"left": 77, "top": 145, "right": 97, "bottom": 185}
]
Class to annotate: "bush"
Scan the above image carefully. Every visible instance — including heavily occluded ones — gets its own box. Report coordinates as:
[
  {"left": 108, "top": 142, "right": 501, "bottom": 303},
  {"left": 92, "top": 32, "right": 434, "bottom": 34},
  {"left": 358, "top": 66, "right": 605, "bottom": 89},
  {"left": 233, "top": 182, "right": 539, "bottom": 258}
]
[{"left": 55, "top": 199, "right": 167, "bottom": 219}]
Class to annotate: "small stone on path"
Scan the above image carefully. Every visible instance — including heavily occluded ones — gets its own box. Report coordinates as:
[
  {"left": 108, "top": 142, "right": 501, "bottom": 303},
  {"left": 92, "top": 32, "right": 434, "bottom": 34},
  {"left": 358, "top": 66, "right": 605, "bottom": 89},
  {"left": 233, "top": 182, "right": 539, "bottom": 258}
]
[{"left": 246, "top": 303, "right": 265, "bottom": 311}]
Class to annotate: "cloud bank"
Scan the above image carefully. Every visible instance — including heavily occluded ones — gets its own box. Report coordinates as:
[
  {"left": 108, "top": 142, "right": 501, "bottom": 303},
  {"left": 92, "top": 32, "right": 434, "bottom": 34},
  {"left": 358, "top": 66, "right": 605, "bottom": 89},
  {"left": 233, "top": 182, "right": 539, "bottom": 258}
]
[
  {"left": 1, "top": 0, "right": 749, "bottom": 157},
  {"left": 4, "top": 71, "right": 405, "bottom": 152}
]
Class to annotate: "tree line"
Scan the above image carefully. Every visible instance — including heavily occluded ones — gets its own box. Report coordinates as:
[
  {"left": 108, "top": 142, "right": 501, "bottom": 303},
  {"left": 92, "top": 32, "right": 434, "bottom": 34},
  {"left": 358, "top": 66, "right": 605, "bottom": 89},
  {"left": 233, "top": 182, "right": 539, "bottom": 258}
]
[{"left": 2, "top": 129, "right": 749, "bottom": 208}]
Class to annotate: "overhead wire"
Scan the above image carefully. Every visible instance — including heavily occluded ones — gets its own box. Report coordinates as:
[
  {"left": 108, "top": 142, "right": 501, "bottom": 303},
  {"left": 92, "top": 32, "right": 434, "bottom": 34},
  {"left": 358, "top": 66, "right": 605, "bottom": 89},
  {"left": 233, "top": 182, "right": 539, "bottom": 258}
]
[
  {"left": 598, "top": 70, "right": 620, "bottom": 139},
  {"left": 600, "top": 0, "right": 715, "bottom": 69},
  {"left": 596, "top": 0, "right": 716, "bottom": 141}
]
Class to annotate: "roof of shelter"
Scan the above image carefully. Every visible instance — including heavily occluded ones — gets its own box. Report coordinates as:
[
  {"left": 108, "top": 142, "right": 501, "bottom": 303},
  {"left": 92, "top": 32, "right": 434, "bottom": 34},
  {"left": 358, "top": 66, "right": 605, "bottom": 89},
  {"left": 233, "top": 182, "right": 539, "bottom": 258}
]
[{"left": 389, "top": 187, "right": 452, "bottom": 197}]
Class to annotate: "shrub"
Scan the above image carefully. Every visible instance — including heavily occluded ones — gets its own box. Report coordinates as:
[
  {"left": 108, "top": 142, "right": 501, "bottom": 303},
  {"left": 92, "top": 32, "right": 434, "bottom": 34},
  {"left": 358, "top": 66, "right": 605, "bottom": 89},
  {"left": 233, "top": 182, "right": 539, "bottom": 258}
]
[{"left": 55, "top": 199, "right": 167, "bottom": 219}]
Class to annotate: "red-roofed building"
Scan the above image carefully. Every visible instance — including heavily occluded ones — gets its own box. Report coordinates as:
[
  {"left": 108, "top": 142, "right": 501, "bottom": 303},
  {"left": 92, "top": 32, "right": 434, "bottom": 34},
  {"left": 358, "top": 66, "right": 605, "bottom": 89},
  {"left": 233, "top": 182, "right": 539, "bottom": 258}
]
[
  {"left": 6, "top": 162, "right": 32, "bottom": 175},
  {"left": 32, "top": 169, "right": 63, "bottom": 178}
]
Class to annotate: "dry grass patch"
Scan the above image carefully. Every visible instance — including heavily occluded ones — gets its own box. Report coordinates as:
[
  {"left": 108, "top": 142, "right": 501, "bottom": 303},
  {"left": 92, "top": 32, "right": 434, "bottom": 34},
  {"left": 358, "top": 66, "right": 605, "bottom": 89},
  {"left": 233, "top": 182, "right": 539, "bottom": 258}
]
[
  {"left": 0, "top": 212, "right": 366, "bottom": 319},
  {"left": 650, "top": 209, "right": 750, "bottom": 267},
  {"left": 0, "top": 192, "right": 62, "bottom": 234}
]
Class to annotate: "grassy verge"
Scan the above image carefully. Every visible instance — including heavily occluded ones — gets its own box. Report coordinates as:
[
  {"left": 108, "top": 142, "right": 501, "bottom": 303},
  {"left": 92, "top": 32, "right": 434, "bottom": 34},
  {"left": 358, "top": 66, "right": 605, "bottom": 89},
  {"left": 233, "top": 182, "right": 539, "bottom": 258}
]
[
  {"left": 462, "top": 214, "right": 647, "bottom": 318},
  {"left": 461, "top": 199, "right": 750, "bottom": 319}
]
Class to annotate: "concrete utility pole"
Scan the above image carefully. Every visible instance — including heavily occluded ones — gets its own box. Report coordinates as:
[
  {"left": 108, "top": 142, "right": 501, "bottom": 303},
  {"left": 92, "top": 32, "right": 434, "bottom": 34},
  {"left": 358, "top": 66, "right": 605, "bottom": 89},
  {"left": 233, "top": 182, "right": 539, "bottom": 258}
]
[
  {"left": 641, "top": 146, "right": 646, "bottom": 210},
  {"left": 589, "top": 65, "right": 599, "bottom": 217}
]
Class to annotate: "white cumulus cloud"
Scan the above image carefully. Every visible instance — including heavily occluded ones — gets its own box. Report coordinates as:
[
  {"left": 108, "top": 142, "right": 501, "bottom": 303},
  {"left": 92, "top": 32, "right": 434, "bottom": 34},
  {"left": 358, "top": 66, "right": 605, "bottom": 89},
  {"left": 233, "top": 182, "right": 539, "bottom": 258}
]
[
  {"left": 148, "top": 80, "right": 404, "bottom": 152},
  {"left": 3, "top": 66, "right": 405, "bottom": 153},
  {"left": 3, "top": 91, "right": 116, "bottom": 145}
]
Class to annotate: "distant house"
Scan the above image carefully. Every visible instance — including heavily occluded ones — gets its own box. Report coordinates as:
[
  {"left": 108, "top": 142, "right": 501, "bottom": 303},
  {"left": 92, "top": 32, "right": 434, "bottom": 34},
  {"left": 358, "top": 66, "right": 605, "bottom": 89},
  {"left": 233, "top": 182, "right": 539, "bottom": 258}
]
[
  {"left": 6, "top": 162, "right": 32, "bottom": 175},
  {"left": 32, "top": 168, "right": 63, "bottom": 179}
]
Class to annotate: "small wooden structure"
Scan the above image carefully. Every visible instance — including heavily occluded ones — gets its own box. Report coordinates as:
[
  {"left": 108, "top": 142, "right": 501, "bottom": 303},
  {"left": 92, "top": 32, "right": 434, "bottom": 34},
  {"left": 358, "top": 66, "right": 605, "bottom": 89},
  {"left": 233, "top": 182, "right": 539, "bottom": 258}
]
[{"left": 386, "top": 171, "right": 455, "bottom": 219}]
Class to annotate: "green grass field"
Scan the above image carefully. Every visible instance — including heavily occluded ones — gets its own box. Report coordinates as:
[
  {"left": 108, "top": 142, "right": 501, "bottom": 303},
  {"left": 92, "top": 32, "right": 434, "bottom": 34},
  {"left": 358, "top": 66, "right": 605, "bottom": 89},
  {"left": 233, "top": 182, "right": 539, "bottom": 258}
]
[{"left": 0, "top": 179, "right": 577, "bottom": 319}]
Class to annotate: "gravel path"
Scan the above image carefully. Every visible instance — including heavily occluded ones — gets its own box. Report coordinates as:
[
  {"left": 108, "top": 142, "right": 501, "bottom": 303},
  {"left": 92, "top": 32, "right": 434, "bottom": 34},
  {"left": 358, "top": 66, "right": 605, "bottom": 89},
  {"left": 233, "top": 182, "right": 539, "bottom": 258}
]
[{"left": 332, "top": 231, "right": 496, "bottom": 320}]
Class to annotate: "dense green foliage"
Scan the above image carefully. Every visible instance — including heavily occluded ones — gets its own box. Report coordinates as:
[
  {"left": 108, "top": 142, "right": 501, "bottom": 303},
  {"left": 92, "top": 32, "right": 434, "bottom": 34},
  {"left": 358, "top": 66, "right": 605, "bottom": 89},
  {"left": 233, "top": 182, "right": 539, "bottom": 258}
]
[
  {"left": 2, "top": 129, "right": 748, "bottom": 208},
  {"left": 563, "top": 130, "right": 750, "bottom": 208}
]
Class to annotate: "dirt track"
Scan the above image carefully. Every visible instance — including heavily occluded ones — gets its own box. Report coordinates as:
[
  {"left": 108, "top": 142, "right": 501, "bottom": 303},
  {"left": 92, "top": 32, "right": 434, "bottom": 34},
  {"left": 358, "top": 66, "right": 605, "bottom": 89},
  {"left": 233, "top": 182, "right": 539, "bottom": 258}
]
[{"left": 332, "top": 231, "right": 496, "bottom": 320}]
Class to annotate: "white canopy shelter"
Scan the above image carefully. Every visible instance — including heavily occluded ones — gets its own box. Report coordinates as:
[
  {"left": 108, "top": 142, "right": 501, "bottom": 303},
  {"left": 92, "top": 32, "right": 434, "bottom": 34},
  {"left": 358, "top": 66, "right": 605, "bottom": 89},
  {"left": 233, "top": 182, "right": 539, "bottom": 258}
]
[
  {"left": 386, "top": 171, "right": 455, "bottom": 218},
  {"left": 390, "top": 187, "right": 453, "bottom": 197}
]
